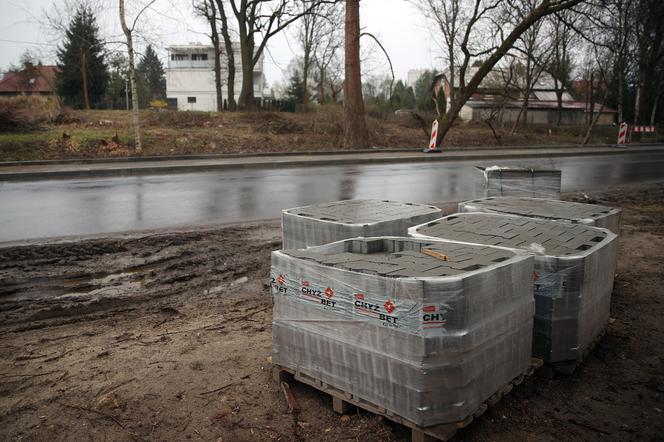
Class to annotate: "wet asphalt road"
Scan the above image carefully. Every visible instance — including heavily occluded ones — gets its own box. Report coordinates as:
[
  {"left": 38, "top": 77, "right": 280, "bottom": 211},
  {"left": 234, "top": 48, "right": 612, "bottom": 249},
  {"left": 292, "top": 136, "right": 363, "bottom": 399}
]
[{"left": 1, "top": 151, "right": 664, "bottom": 242}]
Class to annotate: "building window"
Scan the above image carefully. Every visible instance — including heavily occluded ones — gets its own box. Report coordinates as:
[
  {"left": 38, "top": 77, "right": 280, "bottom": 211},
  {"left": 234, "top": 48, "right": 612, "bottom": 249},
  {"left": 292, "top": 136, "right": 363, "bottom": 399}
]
[
  {"left": 187, "top": 96, "right": 197, "bottom": 103},
  {"left": 171, "top": 53, "right": 188, "bottom": 61},
  {"left": 191, "top": 53, "right": 208, "bottom": 61}
]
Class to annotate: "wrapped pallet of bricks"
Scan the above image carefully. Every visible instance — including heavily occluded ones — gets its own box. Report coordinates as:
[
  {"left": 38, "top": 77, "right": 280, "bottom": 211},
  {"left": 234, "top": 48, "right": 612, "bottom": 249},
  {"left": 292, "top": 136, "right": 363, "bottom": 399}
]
[
  {"left": 281, "top": 199, "right": 442, "bottom": 249},
  {"left": 459, "top": 196, "right": 622, "bottom": 234},
  {"left": 271, "top": 237, "right": 535, "bottom": 426},
  {"left": 409, "top": 212, "right": 618, "bottom": 369},
  {"left": 474, "top": 166, "right": 562, "bottom": 199}
]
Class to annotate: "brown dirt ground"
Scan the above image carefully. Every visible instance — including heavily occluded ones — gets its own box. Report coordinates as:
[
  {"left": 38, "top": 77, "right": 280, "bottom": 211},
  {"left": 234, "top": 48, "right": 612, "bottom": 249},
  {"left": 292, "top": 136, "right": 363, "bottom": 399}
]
[
  {"left": 1, "top": 183, "right": 663, "bottom": 441},
  {"left": 0, "top": 108, "right": 627, "bottom": 162}
]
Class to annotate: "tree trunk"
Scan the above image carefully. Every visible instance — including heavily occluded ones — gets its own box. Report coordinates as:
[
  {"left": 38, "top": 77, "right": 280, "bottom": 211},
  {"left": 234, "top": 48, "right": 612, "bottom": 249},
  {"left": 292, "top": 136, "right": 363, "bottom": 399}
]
[
  {"left": 343, "top": 0, "right": 368, "bottom": 149},
  {"left": 80, "top": 48, "right": 90, "bottom": 110},
  {"left": 634, "top": 82, "right": 642, "bottom": 124},
  {"left": 213, "top": 42, "right": 223, "bottom": 112},
  {"left": 650, "top": 82, "right": 661, "bottom": 126},
  {"left": 303, "top": 50, "right": 310, "bottom": 106},
  {"left": 448, "top": 47, "right": 455, "bottom": 102},
  {"left": 207, "top": 0, "right": 223, "bottom": 112},
  {"left": 238, "top": 37, "right": 255, "bottom": 111},
  {"left": 522, "top": 59, "right": 532, "bottom": 127},
  {"left": 617, "top": 69, "right": 624, "bottom": 123},
  {"left": 318, "top": 66, "right": 325, "bottom": 104},
  {"left": 215, "top": 0, "right": 236, "bottom": 111},
  {"left": 582, "top": 100, "right": 605, "bottom": 146},
  {"left": 555, "top": 81, "right": 563, "bottom": 126},
  {"left": 588, "top": 72, "right": 594, "bottom": 129},
  {"left": 119, "top": 0, "right": 142, "bottom": 153}
]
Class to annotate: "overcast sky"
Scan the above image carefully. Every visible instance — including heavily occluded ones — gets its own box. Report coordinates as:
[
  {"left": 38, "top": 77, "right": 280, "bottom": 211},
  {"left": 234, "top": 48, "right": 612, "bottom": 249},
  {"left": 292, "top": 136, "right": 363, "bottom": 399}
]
[{"left": 0, "top": 0, "right": 441, "bottom": 86}]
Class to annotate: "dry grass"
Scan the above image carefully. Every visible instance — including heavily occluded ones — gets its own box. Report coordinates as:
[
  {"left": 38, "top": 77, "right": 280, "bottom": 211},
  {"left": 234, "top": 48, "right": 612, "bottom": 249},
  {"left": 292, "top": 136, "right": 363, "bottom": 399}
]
[
  {"left": 0, "top": 105, "right": 627, "bottom": 162},
  {"left": 0, "top": 96, "right": 67, "bottom": 132}
]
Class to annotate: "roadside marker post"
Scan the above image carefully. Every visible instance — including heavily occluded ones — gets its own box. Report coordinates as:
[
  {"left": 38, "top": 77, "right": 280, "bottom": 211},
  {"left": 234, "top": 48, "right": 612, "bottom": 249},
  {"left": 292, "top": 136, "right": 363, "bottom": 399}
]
[
  {"left": 617, "top": 122, "right": 628, "bottom": 145},
  {"left": 423, "top": 120, "right": 442, "bottom": 153}
]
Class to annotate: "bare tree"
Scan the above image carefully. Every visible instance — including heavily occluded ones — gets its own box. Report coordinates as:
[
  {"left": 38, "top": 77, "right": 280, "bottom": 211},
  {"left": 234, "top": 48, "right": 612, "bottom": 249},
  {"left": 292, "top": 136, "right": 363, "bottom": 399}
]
[
  {"left": 633, "top": 0, "right": 664, "bottom": 125},
  {"left": 119, "top": 0, "right": 155, "bottom": 153},
  {"left": 412, "top": 0, "right": 462, "bottom": 102},
  {"left": 546, "top": 10, "right": 578, "bottom": 125},
  {"left": 431, "top": 0, "right": 585, "bottom": 148},
  {"left": 214, "top": 0, "right": 238, "bottom": 110},
  {"left": 195, "top": 0, "right": 224, "bottom": 111},
  {"left": 506, "top": 0, "right": 554, "bottom": 132},
  {"left": 223, "top": 0, "right": 339, "bottom": 110},
  {"left": 343, "top": 0, "right": 368, "bottom": 148},
  {"left": 572, "top": 0, "right": 634, "bottom": 143},
  {"left": 479, "top": 61, "right": 518, "bottom": 143},
  {"left": 312, "top": 6, "right": 343, "bottom": 103}
]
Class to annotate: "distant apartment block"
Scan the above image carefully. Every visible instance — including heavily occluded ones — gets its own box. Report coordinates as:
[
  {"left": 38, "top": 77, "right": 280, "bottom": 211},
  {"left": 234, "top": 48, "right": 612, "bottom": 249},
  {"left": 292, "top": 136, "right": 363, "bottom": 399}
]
[
  {"left": 166, "top": 43, "right": 267, "bottom": 111},
  {"left": 406, "top": 69, "right": 426, "bottom": 88}
]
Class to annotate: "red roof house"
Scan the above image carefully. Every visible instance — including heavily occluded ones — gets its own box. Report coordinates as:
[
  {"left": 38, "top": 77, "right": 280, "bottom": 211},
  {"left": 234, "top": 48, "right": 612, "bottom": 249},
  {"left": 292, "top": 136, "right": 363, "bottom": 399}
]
[{"left": 0, "top": 65, "right": 59, "bottom": 96}]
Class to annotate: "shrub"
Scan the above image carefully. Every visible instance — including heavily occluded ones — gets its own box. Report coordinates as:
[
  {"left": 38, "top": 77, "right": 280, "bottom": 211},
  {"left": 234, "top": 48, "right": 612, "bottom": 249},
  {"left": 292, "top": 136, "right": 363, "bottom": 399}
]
[
  {"left": 149, "top": 99, "right": 168, "bottom": 109},
  {"left": 0, "top": 96, "right": 62, "bottom": 131},
  {"left": 142, "top": 110, "right": 217, "bottom": 128},
  {"left": 308, "top": 105, "right": 343, "bottom": 136}
]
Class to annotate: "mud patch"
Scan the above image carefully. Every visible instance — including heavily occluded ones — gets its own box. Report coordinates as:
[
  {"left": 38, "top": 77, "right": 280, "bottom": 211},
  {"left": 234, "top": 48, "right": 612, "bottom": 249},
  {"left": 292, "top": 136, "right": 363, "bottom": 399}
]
[{"left": 1, "top": 185, "right": 663, "bottom": 441}]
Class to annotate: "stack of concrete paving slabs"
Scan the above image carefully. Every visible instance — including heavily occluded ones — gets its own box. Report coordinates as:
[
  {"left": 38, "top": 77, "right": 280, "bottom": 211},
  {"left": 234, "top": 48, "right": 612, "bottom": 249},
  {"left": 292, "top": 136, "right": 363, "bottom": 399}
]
[
  {"left": 271, "top": 237, "right": 534, "bottom": 426},
  {"left": 474, "top": 166, "right": 562, "bottom": 199},
  {"left": 281, "top": 199, "right": 443, "bottom": 249},
  {"left": 409, "top": 212, "right": 618, "bottom": 365},
  {"left": 459, "top": 196, "right": 622, "bottom": 234}
]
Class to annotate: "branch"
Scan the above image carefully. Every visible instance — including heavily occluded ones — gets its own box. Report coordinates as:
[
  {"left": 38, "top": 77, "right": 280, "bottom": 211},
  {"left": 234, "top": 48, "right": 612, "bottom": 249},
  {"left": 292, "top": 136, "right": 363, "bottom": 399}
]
[
  {"left": 130, "top": 0, "right": 157, "bottom": 32},
  {"left": 360, "top": 32, "right": 395, "bottom": 96}
]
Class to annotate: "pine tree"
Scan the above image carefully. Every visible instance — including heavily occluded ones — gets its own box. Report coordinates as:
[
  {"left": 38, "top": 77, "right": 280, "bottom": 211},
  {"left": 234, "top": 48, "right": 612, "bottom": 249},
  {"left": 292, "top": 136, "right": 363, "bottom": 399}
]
[
  {"left": 414, "top": 71, "right": 440, "bottom": 113},
  {"left": 390, "top": 81, "right": 416, "bottom": 110},
  {"left": 106, "top": 53, "right": 129, "bottom": 110},
  {"left": 137, "top": 45, "right": 166, "bottom": 107},
  {"left": 286, "top": 70, "right": 305, "bottom": 103},
  {"left": 55, "top": 5, "right": 107, "bottom": 109}
]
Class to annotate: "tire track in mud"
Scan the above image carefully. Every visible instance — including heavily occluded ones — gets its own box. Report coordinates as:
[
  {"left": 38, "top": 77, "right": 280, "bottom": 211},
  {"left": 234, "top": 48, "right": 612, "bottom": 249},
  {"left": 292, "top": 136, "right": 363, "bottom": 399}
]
[{"left": 0, "top": 225, "right": 281, "bottom": 329}]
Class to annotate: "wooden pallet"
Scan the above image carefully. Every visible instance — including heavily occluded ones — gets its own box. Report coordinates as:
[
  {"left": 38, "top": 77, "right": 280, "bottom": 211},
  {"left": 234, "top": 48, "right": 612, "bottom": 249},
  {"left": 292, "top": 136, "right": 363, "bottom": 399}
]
[
  {"left": 274, "top": 357, "right": 543, "bottom": 442},
  {"left": 538, "top": 327, "right": 607, "bottom": 377}
]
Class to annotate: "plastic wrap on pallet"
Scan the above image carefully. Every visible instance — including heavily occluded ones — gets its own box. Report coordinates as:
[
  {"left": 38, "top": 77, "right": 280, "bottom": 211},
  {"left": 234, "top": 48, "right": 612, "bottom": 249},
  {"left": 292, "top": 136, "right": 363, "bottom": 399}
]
[
  {"left": 458, "top": 196, "right": 622, "bottom": 234},
  {"left": 281, "top": 199, "right": 442, "bottom": 249},
  {"left": 271, "top": 237, "right": 534, "bottom": 427},
  {"left": 474, "top": 166, "right": 562, "bottom": 199},
  {"left": 409, "top": 212, "right": 618, "bottom": 364}
]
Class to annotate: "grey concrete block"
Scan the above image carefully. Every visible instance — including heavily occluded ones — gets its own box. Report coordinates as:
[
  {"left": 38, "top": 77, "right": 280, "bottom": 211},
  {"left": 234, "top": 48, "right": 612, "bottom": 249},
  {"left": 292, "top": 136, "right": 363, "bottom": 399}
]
[
  {"left": 459, "top": 196, "right": 622, "bottom": 234},
  {"left": 282, "top": 199, "right": 442, "bottom": 249},
  {"left": 410, "top": 212, "right": 618, "bottom": 364},
  {"left": 271, "top": 236, "right": 534, "bottom": 426}
]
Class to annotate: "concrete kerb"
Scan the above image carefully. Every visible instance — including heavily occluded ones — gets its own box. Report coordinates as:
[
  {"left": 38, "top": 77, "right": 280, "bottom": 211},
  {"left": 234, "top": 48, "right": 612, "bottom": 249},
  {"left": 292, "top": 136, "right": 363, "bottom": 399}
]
[
  {"left": 1, "top": 145, "right": 662, "bottom": 182},
  {"left": 0, "top": 147, "right": 416, "bottom": 167},
  {"left": 0, "top": 142, "right": 655, "bottom": 168}
]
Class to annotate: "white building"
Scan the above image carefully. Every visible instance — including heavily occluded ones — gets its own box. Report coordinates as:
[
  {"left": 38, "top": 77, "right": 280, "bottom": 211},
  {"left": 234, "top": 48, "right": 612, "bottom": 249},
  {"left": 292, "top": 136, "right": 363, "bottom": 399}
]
[
  {"left": 406, "top": 69, "right": 426, "bottom": 88},
  {"left": 166, "top": 43, "right": 267, "bottom": 111}
]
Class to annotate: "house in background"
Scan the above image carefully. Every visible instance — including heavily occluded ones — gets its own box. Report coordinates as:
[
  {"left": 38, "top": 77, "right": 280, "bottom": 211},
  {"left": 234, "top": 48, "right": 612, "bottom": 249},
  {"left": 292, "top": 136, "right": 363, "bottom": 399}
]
[
  {"left": 166, "top": 43, "right": 267, "bottom": 111},
  {"left": 443, "top": 66, "right": 616, "bottom": 125},
  {"left": 0, "top": 64, "right": 59, "bottom": 97}
]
